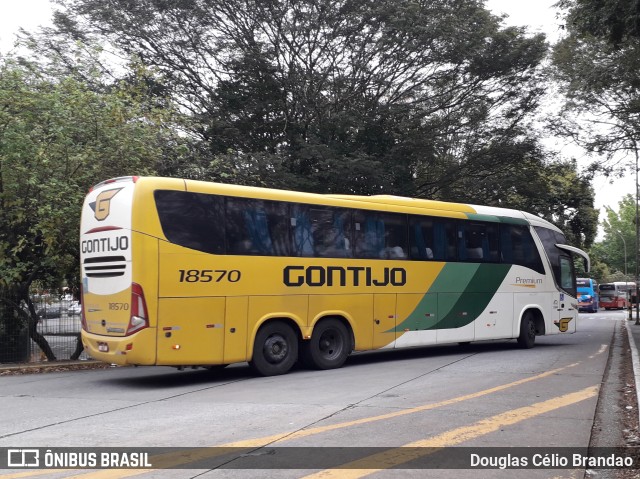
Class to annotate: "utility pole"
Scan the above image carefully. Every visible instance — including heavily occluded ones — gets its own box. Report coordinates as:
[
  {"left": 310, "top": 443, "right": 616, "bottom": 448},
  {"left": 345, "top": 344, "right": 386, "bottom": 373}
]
[
  {"left": 633, "top": 150, "right": 640, "bottom": 326},
  {"left": 615, "top": 230, "right": 628, "bottom": 278}
]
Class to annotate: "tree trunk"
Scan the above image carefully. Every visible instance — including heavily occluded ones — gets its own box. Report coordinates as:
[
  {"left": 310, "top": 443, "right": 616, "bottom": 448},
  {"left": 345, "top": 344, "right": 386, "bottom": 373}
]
[
  {"left": 70, "top": 333, "right": 84, "bottom": 360},
  {"left": 1, "top": 285, "right": 57, "bottom": 362},
  {"left": 24, "top": 295, "right": 57, "bottom": 361}
]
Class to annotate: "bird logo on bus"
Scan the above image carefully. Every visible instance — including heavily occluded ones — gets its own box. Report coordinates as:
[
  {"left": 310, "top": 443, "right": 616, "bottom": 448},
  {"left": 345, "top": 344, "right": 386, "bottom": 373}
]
[
  {"left": 90, "top": 188, "right": 123, "bottom": 221},
  {"left": 554, "top": 317, "right": 572, "bottom": 332}
]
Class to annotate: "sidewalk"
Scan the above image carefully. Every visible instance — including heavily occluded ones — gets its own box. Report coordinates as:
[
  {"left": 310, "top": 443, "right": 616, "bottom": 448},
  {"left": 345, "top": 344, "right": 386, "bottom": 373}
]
[
  {"left": 625, "top": 317, "right": 640, "bottom": 420},
  {"left": 0, "top": 359, "right": 109, "bottom": 375}
]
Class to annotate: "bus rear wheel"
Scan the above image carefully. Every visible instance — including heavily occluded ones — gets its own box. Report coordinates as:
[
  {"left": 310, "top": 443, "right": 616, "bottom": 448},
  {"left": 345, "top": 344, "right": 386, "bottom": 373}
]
[
  {"left": 301, "top": 319, "right": 350, "bottom": 370},
  {"left": 517, "top": 311, "right": 536, "bottom": 349},
  {"left": 250, "top": 321, "right": 298, "bottom": 376}
]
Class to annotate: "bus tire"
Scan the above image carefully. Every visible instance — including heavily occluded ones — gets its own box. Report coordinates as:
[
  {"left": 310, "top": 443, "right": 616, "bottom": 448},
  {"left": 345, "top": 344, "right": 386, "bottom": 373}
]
[
  {"left": 301, "top": 319, "right": 350, "bottom": 370},
  {"left": 250, "top": 321, "right": 298, "bottom": 376},
  {"left": 517, "top": 311, "right": 536, "bottom": 349}
]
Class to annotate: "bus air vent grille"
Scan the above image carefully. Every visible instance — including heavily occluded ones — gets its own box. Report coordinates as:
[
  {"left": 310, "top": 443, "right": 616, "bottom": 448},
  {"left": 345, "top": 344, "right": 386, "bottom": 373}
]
[{"left": 83, "top": 255, "right": 127, "bottom": 278}]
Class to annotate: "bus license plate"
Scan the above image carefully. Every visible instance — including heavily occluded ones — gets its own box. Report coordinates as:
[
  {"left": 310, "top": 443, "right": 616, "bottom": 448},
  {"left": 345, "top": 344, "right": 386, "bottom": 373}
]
[{"left": 98, "top": 342, "right": 109, "bottom": 352}]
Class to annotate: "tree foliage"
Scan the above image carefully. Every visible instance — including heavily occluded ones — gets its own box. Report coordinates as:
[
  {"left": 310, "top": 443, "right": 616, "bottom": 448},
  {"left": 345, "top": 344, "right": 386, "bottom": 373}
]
[
  {"left": 553, "top": 0, "right": 640, "bottom": 176},
  {"left": 45, "top": 0, "right": 553, "bottom": 200},
  {"left": 591, "top": 194, "right": 637, "bottom": 280},
  {"left": 0, "top": 0, "right": 607, "bottom": 362},
  {"left": 0, "top": 56, "right": 181, "bottom": 359},
  {"left": 558, "top": 0, "right": 640, "bottom": 48}
]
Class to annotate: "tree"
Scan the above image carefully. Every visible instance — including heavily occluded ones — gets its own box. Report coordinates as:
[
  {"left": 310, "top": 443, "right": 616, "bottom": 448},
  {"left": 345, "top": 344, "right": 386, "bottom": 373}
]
[
  {"left": 0, "top": 56, "right": 181, "bottom": 360},
  {"left": 44, "top": 0, "right": 551, "bottom": 199},
  {"left": 558, "top": 0, "right": 640, "bottom": 48},
  {"left": 592, "top": 194, "right": 637, "bottom": 279},
  {"left": 13, "top": 0, "right": 597, "bottom": 256},
  {"left": 552, "top": 0, "right": 640, "bottom": 179}
]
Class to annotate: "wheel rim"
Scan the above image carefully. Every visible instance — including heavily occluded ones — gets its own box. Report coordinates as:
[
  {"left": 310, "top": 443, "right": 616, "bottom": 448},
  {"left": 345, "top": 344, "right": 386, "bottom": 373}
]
[
  {"left": 318, "top": 329, "right": 343, "bottom": 360},
  {"left": 263, "top": 334, "right": 289, "bottom": 364}
]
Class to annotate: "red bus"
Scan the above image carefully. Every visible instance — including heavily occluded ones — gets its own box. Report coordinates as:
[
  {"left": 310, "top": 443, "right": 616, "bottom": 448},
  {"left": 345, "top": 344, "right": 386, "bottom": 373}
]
[{"left": 598, "top": 282, "right": 635, "bottom": 310}]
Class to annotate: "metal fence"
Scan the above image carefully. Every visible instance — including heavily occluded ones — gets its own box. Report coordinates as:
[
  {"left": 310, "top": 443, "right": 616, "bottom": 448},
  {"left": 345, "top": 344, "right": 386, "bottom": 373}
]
[{"left": 0, "top": 293, "right": 89, "bottom": 364}]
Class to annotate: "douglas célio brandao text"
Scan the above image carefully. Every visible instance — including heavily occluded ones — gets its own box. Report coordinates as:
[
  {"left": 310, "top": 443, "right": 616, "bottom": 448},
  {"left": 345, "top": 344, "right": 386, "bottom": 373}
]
[{"left": 470, "top": 452, "right": 635, "bottom": 469}]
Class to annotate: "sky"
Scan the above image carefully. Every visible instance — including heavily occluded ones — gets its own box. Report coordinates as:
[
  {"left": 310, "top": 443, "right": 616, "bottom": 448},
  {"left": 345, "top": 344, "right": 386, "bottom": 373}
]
[
  {"left": 0, "top": 0, "right": 635, "bottom": 222},
  {"left": 0, "top": 0, "right": 53, "bottom": 53}
]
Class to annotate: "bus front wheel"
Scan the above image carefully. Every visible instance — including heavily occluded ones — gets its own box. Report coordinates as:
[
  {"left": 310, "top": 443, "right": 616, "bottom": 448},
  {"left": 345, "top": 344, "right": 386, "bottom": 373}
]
[
  {"left": 517, "top": 312, "right": 536, "bottom": 349},
  {"left": 250, "top": 321, "right": 298, "bottom": 376},
  {"left": 301, "top": 319, "right": 350, "bottom": 370}
]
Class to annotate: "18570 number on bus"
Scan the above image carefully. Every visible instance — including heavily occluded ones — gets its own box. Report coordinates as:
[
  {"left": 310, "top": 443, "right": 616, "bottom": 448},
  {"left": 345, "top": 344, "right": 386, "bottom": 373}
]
[{"left": 178, "top": 269, "right": 241, "bottom": 283}]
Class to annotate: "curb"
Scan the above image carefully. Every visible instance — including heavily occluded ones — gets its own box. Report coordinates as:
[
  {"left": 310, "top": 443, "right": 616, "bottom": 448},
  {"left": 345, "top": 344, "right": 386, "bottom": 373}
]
[
  {"left": 0, "top": 360, "right": 107, "bottom": 374},
  {"left": 624, "top": 319, "right": 640, "bottom": 427}
]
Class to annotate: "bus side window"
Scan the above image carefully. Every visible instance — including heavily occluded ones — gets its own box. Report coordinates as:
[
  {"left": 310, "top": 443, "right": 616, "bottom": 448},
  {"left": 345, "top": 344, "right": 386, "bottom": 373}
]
[
  {"left": 457, "top": 222, "right": 499, "bottom": 262},
  {"left": 435, "top": 220, "right": 457, "bottom": 261},
  {"left": 354, "top": 212, "right": 384, "bottom": 258},
  {"left": 311, "top": 207, "right": 352, "bottom": 258},
  {"left": 329, "top": 209, "right": 352, "bottom": 257},
  {"left": 504, "top": 225, "right": 545, "bottom": 274},
  {"left": 466, "top": 233, "right": 484, "bottom": 260},
  {"left": 227, "top": 198, "right": 262, "bottom": 254},
  {"left": 226, "top": 198, "right": 291, "bottom": 256},
  {"left": 486, "top": 224, "right": 500, "bottom": 261},
  {"left": 355, "top": 211, "right": 407, "bottom": 259},
  {"left": 154, "top": 190, "right": 225, "bottom": 254},
  {"left": 459, "top": 223, "right": 484, "bottom": 261},
  {"left": 381, "top": 219, "right": 407, "bottom": 259},
  {"left": 559, "top": 256, "right": 574, "bottom": 290},
  {"left": 292, "top": 206, "right": 352, "bottom": 258},
  {"left": 409, "top": 216, "right": 435, "bottom": 260},
  {"left": 244, "top": 208, "right": 274, "bottom": 254},
  {"left": 292, "top": 206, "right": 314, "bottom": 256}
]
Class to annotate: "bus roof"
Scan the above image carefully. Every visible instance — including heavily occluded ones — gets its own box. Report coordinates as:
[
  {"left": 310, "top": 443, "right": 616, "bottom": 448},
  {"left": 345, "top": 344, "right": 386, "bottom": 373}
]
[
  {"left": 328, "top": 193, "right": 559, "bottom": 231},
  {"left": 124, "top": 176, "right": 560, "bottom": 230}
]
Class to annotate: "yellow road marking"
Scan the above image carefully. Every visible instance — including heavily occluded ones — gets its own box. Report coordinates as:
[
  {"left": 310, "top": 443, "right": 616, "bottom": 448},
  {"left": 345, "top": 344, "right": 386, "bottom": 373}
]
[
  {"left": 0, "top": 472, "right": 66, "bottom": 479},
  {"left": 17, "top": 362, "right": 580, "bottom": 479},
  {"left": 0, "top": 361, "right": 589, "bottom": 479},
  {"left": 303, "top": 385, "right": 599, "bottom": 479}
]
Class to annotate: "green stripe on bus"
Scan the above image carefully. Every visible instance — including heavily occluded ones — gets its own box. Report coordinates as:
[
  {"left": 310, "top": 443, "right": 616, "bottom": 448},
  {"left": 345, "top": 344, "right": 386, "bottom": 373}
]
[
  {"left": 391, "top": 263, "right": 512, "bottom": 332},
  {"left": 391, "top": 263, "right": 477, "bottom": 332},
  {"left": 433, "top": 263, "right": 511, "bottom": 329}
]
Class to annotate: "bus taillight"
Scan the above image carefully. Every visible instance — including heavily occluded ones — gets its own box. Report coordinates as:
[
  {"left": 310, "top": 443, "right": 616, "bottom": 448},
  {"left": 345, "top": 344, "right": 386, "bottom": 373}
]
[
  {"left": 127, "top": 283, "right": 149, "bottom": 335},
  {"left": 80, "top": 285, "right": 88, "bottom": 332},
  {"left": 89, "top": 176, "right": 139, "bottom": 192}
]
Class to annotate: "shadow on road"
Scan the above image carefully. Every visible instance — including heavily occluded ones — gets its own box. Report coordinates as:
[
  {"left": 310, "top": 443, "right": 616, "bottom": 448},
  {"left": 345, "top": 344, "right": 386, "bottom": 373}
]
[{"left": 95, "top": 337, "right": 570, "bottom": 389}]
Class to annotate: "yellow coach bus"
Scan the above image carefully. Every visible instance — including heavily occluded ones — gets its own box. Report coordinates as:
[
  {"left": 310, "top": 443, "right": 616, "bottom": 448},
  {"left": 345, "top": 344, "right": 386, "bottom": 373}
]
[{"left": 80, "top": 176, "right": 590, "bottom": 376}]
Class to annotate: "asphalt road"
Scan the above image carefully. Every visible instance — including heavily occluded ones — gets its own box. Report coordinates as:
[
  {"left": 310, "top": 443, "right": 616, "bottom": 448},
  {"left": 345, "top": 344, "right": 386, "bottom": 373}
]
[{"left": 0, "top": 310, "right": 635, "bottom": 478}]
